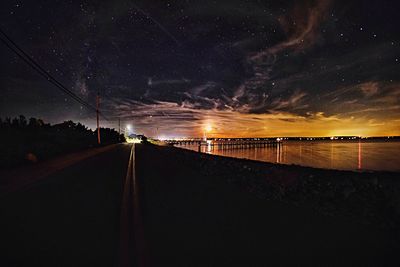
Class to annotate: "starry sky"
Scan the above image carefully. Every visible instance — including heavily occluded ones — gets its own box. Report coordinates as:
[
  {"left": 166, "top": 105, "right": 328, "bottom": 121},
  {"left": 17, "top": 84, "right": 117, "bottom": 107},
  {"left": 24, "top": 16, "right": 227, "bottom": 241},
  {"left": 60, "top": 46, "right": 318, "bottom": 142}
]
[{"left": 1, "top": 0, "right": 400, "bottom": 138}]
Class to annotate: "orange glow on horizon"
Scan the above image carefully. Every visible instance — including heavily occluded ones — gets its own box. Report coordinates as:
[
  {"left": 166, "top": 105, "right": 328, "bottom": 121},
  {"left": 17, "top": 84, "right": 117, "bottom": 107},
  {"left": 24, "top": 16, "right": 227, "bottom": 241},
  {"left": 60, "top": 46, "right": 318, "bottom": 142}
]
[
  {"left": 131, "top": 101, "right": 400, "bottom": 138},
  {"left": 189, "top": 111, "right": 400, "bottom": 138}
]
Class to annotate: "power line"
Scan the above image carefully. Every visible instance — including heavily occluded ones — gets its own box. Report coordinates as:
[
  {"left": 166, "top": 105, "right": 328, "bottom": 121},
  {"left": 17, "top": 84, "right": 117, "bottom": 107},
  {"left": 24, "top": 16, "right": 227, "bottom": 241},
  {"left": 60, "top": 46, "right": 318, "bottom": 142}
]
[
  {"left": 0, "top": 34, "right": 91, "bottom": 109},
  {"left": 0, "top": 28, "right": 111, "bottom": 121},
  {"left": 0, "top": 29, "right": 93, "bottom": 109}
]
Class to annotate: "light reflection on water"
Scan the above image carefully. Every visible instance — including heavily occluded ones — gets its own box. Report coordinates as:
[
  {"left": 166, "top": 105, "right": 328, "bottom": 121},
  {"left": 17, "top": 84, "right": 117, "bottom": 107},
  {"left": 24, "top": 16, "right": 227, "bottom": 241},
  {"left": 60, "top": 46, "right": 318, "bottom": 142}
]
[{"left": 177, "top": 141, "right": 400, "bottom": 172}]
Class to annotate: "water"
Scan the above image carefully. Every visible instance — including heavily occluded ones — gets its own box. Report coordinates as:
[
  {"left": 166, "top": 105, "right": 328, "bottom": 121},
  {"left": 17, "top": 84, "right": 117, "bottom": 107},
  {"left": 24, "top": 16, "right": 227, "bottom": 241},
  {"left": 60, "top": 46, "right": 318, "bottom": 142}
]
[{"left": 177, "top": 141, "right": 400, "bottom": 172}]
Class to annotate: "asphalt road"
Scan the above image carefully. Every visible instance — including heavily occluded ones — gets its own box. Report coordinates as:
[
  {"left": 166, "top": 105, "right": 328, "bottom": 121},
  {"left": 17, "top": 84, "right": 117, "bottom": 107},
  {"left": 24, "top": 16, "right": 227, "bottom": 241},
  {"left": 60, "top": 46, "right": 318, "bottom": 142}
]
[
  {"left": 1, "top": 143, "right": 399, "bottom": 266},
  {"left": 0, "top": 143, "right": 132, "bottom": 267}
]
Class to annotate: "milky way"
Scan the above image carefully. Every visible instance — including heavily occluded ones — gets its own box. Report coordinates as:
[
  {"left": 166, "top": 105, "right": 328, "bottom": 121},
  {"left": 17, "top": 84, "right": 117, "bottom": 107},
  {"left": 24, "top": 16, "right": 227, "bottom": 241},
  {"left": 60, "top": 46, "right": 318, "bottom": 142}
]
[{"left": 1, "top": 0, "right": 400, "bottom": 137}]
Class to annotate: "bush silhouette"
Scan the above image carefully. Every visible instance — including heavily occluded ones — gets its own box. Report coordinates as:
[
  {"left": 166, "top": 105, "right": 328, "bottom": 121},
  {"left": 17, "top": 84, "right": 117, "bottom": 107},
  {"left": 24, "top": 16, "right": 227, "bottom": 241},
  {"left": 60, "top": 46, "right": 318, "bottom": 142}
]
[{"left": 0, "top": 115, "right": 125, "bottom": 169}]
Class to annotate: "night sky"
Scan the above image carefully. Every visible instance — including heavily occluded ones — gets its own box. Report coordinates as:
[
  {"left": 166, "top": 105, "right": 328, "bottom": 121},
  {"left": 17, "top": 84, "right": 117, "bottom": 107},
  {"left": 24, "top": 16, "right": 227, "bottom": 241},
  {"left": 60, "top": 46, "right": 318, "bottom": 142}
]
[{"left": 1, "top": 0, "right": 400, "bottom": 138}]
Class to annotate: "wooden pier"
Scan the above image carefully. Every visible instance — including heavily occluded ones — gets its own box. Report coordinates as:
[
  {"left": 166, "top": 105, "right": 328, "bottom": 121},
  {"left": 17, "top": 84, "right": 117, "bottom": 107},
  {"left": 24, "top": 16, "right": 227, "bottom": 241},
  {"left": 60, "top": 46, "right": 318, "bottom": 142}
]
[{"left": 164, "top": 138, "right": 281, "bottom": 150}]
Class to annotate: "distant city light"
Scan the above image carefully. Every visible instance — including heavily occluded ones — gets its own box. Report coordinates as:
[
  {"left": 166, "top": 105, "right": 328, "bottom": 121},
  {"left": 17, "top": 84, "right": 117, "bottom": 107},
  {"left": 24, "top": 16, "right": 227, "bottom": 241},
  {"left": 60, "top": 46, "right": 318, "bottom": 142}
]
[{"left": 126, "top": 137, "right": 141, "bottom": 144}]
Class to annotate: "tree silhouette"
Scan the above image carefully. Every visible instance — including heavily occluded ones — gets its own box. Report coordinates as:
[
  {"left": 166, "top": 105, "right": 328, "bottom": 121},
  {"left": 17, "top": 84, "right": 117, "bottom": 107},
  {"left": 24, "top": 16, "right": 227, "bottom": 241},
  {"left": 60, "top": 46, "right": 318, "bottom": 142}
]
[{"left": 0, "top": 115, "right": 126, "bottom": 169}]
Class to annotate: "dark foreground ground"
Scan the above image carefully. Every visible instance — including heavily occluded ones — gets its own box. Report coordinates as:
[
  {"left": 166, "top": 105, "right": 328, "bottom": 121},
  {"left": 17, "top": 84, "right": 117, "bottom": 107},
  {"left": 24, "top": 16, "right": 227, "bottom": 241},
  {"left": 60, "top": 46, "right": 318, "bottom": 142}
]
[
  {"left": 0, "top": 144, "right": 131, "bottom": 267},
  {"left": 0, "top": 143, "right": 399, "bottom": 266}
]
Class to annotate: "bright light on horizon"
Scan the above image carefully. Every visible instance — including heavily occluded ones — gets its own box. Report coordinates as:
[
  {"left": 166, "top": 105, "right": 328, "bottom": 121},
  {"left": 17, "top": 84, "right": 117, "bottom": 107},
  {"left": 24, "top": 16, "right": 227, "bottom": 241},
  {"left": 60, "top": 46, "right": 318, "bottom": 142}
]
[{"left": 204, "top": 124, "right": 213, "bottom": 133}]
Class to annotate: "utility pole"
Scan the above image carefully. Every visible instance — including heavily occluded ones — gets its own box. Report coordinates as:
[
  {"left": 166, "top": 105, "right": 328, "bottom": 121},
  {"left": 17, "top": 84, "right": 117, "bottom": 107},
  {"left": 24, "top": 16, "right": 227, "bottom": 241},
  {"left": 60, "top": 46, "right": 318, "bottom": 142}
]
[
  {"left": 118, "top": 118, "right": 121, "bottom": 141},
  {"left": 96, "top": 93, "right": 101, "bottom": 145},
  {"left": 118, "top": 118, "right": 121, "bottom": 135}
]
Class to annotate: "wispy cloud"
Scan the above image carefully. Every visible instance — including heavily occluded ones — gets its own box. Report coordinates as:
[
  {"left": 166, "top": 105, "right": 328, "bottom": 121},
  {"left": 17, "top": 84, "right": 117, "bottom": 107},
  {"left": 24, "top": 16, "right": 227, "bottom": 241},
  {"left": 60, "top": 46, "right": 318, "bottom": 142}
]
[
  {"left": 102, "top": 97, "right": 400, "bottom": 137},
  {"left": 147, "top": 77, "right": 191, "bottom": 86},
  {"left": 227, "top": 0, "right": 332, "bottom": 115},
  {"left": 250, "top": 0, "right": 332, "bottom": 61},
  {"left": 360, "top": 82, "right": 379, "bottom": 97},
  {"left": 271, "top": 90, "right": 308, "bottom": 110}
]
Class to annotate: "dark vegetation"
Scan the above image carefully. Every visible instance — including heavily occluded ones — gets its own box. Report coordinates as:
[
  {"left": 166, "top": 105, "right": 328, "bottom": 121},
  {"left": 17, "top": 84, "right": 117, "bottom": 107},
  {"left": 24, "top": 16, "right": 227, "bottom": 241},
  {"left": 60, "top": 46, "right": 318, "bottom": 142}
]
[{"left": 0, "top": 115, "right": 125, "bottom": 169}]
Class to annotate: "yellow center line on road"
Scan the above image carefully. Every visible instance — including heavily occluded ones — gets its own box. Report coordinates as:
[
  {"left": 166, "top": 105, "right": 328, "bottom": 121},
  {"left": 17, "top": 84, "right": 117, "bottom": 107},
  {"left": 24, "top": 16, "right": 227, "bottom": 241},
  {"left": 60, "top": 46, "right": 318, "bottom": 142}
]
[{"left": 119, "top": 144, "right": 149, "bottom": 267}]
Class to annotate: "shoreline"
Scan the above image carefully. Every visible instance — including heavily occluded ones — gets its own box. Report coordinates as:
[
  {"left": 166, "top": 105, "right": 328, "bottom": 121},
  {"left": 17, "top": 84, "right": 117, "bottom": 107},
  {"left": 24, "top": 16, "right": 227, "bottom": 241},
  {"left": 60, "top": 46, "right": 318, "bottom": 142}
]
[
  {"left": 177, "top": 144, "right": 400, "bottom": 174},
  {"left": 173, "top": 140, "right": 400, "bottom": 173},
  {"left": 154, "top": 143, "right": 400, "bottom": 231},
  {"left": 137, "top": 143, "right": 400, "bottom": 265}
]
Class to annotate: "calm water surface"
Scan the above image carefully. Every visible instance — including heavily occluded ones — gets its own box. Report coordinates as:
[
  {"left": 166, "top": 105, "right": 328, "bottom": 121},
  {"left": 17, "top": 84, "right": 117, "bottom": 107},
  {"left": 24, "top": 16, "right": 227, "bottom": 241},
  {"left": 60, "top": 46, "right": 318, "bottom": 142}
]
[{"left": 178, "top": 141, "right": 400, "bottom": 172}]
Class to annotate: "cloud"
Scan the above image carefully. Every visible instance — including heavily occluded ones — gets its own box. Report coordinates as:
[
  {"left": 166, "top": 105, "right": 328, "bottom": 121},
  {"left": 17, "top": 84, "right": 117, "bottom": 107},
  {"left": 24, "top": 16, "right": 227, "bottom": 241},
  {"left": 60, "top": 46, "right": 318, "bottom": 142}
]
[
  {"left": 147, "top": 77, "right": 191, "bottom": 86},
  {"left": 372, "top": 84, "right": 400, "bottom": 105},
  {"left": 360, "top": 82, "right": 379, "bottom": 97},
  {"left": 102, "top": 96, "right": 400, "bottom": 138},
  {"left": 250, "top": 0, "right": 332, "bottom": 61},
  {"left": 271, "top": 90, "right": 308, "bottom": 110},
  {"left": 190, "top": 82, "right": 217, "bottom": 95},
  {"left": 226, "top": 0, "right": 332, "bottom": 115}
]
